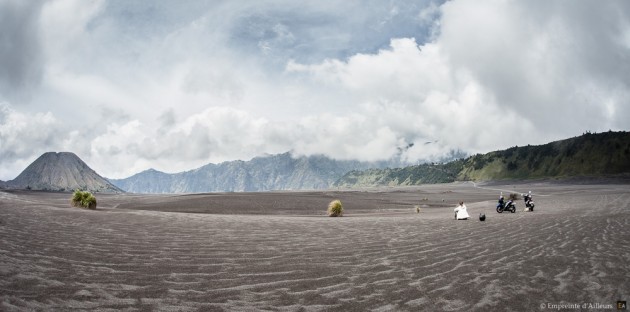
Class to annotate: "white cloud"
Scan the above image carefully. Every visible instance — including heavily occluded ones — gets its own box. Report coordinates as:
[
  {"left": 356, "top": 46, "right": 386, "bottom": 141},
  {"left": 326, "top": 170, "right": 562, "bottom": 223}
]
[
  {"left": 0, "top": 103, "right": 68, "bottom": 179},
  {"left": 289, "top": 0, "right": 630, "bottom": 153},
  {"left": 438, "top": 0, "right": 630, "bottom": 133},
  {"left": 1, "top": 0, "right": 629, "bottom": 180},
  {"left": 85, "top": 107, "right": 276, "bottom": 178},
  {"left": 287, "top": 37, "right": 535, "bottom": 156}
]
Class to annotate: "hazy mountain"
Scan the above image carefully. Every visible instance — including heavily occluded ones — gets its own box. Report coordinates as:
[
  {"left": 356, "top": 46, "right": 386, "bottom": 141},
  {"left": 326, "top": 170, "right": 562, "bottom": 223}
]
[
  {"left": 5, "top": 152, "right": 122, "bottom": 193},
  {"left": 334, "top": 131, "right": 630, "bottom": 187},
  {"left": 111, "top": 168, "right": 175, "bottom": 194},
  {"left": 109, "top": 152, "right": 398, "bottom": 193}
]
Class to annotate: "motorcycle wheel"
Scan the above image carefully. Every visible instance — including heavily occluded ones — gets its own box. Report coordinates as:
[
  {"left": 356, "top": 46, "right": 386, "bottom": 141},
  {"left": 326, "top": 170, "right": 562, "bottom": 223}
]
[
  {"left": 496, "top": 207, "right": 503, "bottom": 213},
  {"left": 531, "top": 205, "right": 534, "bottom": 211},
  {"left": 510, "top": 206, "right": 516, "bottom": 213}
]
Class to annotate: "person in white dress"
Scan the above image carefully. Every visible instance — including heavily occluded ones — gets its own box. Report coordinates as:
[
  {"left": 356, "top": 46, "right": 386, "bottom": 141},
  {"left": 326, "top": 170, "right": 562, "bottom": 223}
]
[{"left": 454, "top": 201, "right": 470, "bottom": 220}]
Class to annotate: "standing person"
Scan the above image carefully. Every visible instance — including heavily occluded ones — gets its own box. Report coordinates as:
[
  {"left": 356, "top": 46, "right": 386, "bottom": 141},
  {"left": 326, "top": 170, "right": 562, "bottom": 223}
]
[{"left": 454, "top": 201, "right": 470, "bottom": 220}]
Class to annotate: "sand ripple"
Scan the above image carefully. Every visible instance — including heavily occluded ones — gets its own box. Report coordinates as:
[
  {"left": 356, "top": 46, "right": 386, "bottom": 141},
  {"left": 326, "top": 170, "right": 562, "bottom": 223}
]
[{"left": 1, "top": 183, "right": 629, "bottom": 311}]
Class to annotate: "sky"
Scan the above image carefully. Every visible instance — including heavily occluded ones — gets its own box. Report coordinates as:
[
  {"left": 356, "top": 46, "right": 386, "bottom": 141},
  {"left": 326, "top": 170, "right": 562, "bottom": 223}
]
[{"left": 1, "top": 0, "right": 629, "bottom": 180}]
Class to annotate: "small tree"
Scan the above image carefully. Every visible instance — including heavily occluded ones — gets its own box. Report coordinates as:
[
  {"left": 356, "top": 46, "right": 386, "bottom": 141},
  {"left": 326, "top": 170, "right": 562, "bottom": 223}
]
[
  {"left": 71, "top": 190, "right": 97, "bottom": 210},
  {"left": 327, "top": 199, "right": 343, "bottom": 217}
]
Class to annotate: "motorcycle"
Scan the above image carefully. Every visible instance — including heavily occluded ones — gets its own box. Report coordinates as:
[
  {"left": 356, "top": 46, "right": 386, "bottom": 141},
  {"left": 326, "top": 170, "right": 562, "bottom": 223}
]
[
  {"left": 496, "top": 199, "right": 516, "bottom": 213},
  {"left": 523, "top": 194, "right": 535, "bottom": 211}
]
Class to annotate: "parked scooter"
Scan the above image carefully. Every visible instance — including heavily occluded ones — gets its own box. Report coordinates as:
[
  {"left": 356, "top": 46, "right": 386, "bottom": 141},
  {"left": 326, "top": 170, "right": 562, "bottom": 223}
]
[
  {"left": 523, "top": 191, "right": 535, "bottom": 211},
  {"left": 496, "top": 198, "right": 516, "bottom": 213}
]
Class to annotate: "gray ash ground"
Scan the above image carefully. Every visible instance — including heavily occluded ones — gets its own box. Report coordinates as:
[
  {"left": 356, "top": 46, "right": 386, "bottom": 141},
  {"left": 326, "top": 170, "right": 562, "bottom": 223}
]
[{"left": 1, "top": 182, "right": 629, "bottom": 311}]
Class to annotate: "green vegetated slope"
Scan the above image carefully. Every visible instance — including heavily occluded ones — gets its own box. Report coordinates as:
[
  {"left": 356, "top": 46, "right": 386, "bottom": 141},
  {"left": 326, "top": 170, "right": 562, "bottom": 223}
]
[
  {"left": 334, "top": 131, "right": 630, "bottom": 187},
  {"left": 334, "top": 160, "right": 465, "bottom": 187}
]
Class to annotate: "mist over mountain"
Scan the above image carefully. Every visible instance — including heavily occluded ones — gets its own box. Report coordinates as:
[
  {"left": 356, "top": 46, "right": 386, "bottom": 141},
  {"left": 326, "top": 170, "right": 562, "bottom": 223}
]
[
  {"left": 109, "top": 152, "right": 407, "bottom": 193},
  {"left": 5, "top": 152, "right": 122, "bottom": 193}
]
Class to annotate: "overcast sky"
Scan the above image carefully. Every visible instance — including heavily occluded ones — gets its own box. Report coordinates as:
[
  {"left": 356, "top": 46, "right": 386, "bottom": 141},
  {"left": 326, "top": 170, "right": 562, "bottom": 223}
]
[{"left": 1, "top": 0, "right": 629, "bottom": 180}]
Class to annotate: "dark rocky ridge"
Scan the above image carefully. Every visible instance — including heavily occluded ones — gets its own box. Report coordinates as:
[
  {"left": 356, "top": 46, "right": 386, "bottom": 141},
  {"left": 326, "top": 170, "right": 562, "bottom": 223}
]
[{"left": 6, "top": 152, "right": 122, "bottom": 193}]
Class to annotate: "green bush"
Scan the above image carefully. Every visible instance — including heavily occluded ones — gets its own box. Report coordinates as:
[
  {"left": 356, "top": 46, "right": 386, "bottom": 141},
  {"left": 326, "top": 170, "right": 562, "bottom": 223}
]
[
  {"left": 71, "top": 190, "right": 97, "bottom": 210},
  {"left": 327, "top": 199, "right": 343, "bottom": 217}
]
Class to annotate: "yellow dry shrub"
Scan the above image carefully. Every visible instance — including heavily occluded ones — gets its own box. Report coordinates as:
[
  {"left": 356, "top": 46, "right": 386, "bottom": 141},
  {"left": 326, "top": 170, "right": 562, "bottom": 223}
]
[{"left": 327, "top": 199, "right": 343, "bottom": 217}]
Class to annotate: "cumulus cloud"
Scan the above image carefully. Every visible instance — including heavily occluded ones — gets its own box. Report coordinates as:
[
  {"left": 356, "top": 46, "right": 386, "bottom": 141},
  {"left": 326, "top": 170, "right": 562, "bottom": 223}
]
[
  {"left": 288, "top": 1, "right": 630, "bottom": 155},
  {"left": 438, "top": 0, "right": 630, "bottom": 133},
  {"left": 1, "top": 0, "right": 629, "bottom": 180},
  {"left": 0, "top": 103, "right": 69, "bottom": 179},
  {"left": 85, "top": 107, "right": 272, "bottom": 177},
  {"left": 287, "top": 37, "right": 535, "bottom": 158}
]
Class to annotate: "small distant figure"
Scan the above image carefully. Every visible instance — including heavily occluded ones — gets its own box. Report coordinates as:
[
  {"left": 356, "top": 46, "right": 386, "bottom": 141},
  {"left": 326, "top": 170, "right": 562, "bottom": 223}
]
[
  {"left": 454, "top": 201, "right": 470, "bottom": 220},
  {"left": 522, "top": 191, "right": 535, "bottom": 211},
  {"left": 479, "top": 213, "right": 486, "bottom": 221}
]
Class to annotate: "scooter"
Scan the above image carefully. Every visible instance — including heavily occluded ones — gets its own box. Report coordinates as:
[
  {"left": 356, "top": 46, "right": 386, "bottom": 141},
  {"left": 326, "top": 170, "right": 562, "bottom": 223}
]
[
  {"left": 523, "top": 194, "right": 535, "bottom": 211},
  {"left": 496, "top": 199, "right": 516, "bottom": 213}
]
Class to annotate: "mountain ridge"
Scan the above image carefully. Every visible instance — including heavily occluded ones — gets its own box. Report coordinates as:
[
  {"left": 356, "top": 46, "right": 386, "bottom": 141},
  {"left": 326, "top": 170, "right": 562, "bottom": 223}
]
[
  {"left": 109, "top": 152, "right": 401, "bottom": 193},
  {"left": 5, "top": 132, "right": 628, "bottom": 194},
  {"left": 334, "top": 131, "right": 630, "bottom": 187}
]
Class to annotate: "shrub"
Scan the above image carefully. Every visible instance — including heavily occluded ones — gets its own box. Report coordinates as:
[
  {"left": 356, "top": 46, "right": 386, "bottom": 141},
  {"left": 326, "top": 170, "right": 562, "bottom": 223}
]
[
  {"left": 71, "top": 190, "right": 97, "bottom": 210},
  {"left": 509, "top": 193, "right": 519, "bottom": 201},
  {"left": 327, "top": 199, "right": 343, "bottom": 217}
]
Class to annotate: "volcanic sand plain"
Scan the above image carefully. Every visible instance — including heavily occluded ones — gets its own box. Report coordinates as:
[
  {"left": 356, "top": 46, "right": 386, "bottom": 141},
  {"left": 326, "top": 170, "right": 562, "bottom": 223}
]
[{"left": 1, "top": 181, "right": 629, "bottom": 311}]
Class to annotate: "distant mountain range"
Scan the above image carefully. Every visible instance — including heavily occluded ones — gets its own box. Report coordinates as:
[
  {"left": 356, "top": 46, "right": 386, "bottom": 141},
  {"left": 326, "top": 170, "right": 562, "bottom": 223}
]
[
  {"left": 2, "top": 152, "right": 122, "bottom": 193},
  {"left": 334, "top": 131, "right": 630, "bottom": 187},
  {"left": 108, "top": 152, "right": 404, "bottom": 193},
  {"left": 3, "top": 131, "right": 628, "bottom": 194}
]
